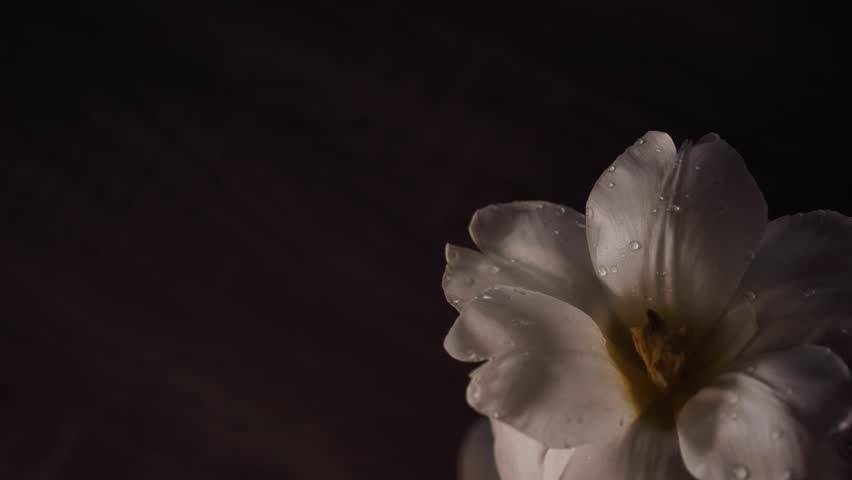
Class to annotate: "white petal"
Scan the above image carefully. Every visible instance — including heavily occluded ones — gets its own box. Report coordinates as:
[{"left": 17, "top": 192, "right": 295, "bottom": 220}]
[
  {"left": 585, "top": 131, "right": 766, "bottom": 343},
  {"left": 445, "top": 201, "right": 611, "bottom": 322},
  {"left": 736, "top": 211, "right": 852, "bottom": 363},
  {"left": 686, "top": 301, "right": 757, "bottom": 381},
  {"left": 444, "top": 286, "right": 649, "bottom": 448},
  {"left": 491, "top": 419, "right": 574, "bottom": 480},
  {"left": 558, "top": 403, "right": 694, "bottom": 480},
  {"left": 677, "top": 345, "right": 851, "bottom": 480},
  {"left": 459, "top": 417, "right": 500, "bottom": 480}
]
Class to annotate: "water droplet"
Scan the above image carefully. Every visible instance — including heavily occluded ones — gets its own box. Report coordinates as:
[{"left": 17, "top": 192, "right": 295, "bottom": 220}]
[
  {"left": 744, "top": 291, "right": 757, "bottom": 302},
  {"left": 731, "top": 464, "right": 750, "bottom": 479},
  {"left": 535, "top": 203, "right": 545, "bottom": 209},
  {"left": 658, "top": 270, "right": 668, "bottom": 277},
  {"left": 636, "top": 138, "right": 646, "bottom": 145},
  {"left": 802, "top": 287, "right": 816, "bottom": 297},
  {"left": 667, "top": 204, "right": 682, "bottom": 212},
  {"left": 575, "top": 220, "right": 586, "bottom": 229},
  {"left": 468, "top": 382, "right": 481, "bottom": 400},
  {"left": 654, "top": 147, "right": 662, "bottom": 152},
  {"left": 464, "top": 277, "right": 475, "bottom": 286},
  {"left": 606, "top": 182, "right": 615, "bottom": 188},
  {"left": 586, "top": 206, "right": 594, "bottom": 218},
  {"left": 509, "top": 258, "right": 517, "bottom": 263},
  {"left": 610, "top": 265, "right": 618, "bottom": 273},
  {"left": 658, "top": 195, "right": 666, "bottom": 201},
  {"left": 598, "top": 266, "right": 608, "bottom": 277},
  {"left": 651, "top": 207, "right": 658, "bottom": 213},
  {"left": 772, "top": 429, "right": 784, "bottom": 439},
  {"left": 607, "top": 165, "right": 616, "bottom": 172},
  {"left": 629, "top": 240, "right": 641, "bottom": 250},
  {"left": 559, "top": 206, "right": 567, "bottom": 214},
  {"left": 553, "top": 229, "right": 561, "bottom": 235},
  {"left": 491, "top": 411, "right": 502, "bottom": 419},
  {"left": 645, "top": 295, "right": 654, "bottom": 302},
  {"left": 695, "top": 164, "right": 702, "bottom": 171},
  {"left": 452, "top": 298, "right": 461, "bottom": 305},
  {"left": 489, "top": 265, "right": 500, "bottom": 274},
  {"left": 481, "top": 294, "right": 494, "bottom": 300}
]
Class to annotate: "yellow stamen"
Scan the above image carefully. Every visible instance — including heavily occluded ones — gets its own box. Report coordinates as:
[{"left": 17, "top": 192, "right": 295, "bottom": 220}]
[{"left": 630, "top": 310, "right": 688, "bottom": 389}]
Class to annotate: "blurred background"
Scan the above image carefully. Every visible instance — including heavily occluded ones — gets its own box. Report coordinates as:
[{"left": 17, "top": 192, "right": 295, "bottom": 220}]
[{"left": 2, "top": 2, "right": 849, "bottom": 479}]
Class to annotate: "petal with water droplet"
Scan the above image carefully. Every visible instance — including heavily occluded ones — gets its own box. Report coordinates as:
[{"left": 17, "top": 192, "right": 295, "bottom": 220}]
[
  {"left": 585, "top": 131, "right": 766, "bottom": 348},
  {"left": 735, "top": 211, "right": 852, "bottom": 365},
  {"left": 444, "top": 286, "right": 650, "bottom": 448},
  {"left": 676, "top": 345, "right": 851, "bottom": 480},
  {"left": 558, "top": 402, "right": 694, "bottom": 479}
]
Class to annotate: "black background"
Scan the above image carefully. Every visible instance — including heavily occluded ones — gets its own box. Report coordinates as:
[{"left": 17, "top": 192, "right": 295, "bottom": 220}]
[{"left": 2, "top": 2, "right": 849, "bottom": 479}]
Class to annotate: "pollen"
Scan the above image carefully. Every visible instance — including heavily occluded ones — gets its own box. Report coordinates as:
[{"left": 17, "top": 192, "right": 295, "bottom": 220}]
[{"left": 630, "top": 309, "right": 688, "bottom": 389}]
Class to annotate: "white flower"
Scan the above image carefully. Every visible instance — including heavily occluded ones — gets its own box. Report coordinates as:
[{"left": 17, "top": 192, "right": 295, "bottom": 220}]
[{"left": 442, "top": 131, "right": 852, "bottom": 480}]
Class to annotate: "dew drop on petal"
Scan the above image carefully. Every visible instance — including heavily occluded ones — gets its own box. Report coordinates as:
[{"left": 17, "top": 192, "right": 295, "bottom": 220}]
[
  {"left": 731, "top": 465, "right": 749, "bottom": 479},
  {"left": 606, "top": 182, "right": 615, "bottom": 188},
  {"left": 559, "top": 206, "right": 567, "bottom": 214},
  {"left": 575, "top": 220, "right": 586, "bottom": 229},
  {"left": 651, "top": 207, "right": 658, "bottom": 214},
  {"left": 597, "top": 266, "right": 608, "bottom": 277},
  {"left": 553, "top": 229, "right": 561, "bottom": 235},
  {"left": 481, "top": 294, "right": 493, "bottom": 300},
  {"left": 489, "top": 265, "right": 500, "bottom": 274},
  {"left": 636, "top": 138, "right": 646, "bottom": 145},
  {"left": 695, "top": 164, "right": 702, "bottom": 171},
  {"left": 452, "top": 298, "right": 461, "bottom": 305},
  {"left": 629, "top": 240, "right": 641, "bottom": 251},
  {"left": 668, "top": 204, "right": 681, "bottom": 212},
  {"left": 744, "top": 291, "right": 757, "bottom": 302},
  {"left": 609, "top": 265, "right": 618, "bottom": 273},
  {"left": 658, "top": 195, "right": 666, "bottom": 201},
  {"left": 607, "top": 165, "right": 616, "bottom": 172},
  {"left": 586, "top": 206, "right": 594, "bottom": 218}
]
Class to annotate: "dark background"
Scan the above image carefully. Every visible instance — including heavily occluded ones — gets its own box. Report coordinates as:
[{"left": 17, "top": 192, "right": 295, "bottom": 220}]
[{"left": 2, "top": 2, "right": 849, "bottom": 479}]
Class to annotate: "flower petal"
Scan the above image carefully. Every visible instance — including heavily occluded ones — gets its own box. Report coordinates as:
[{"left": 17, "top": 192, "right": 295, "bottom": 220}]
[
  {"left": 445, "top": 201, "right": 610, "bottom": 321},
  {"left": 459, "top": 417, "right": 500, "bottom": 480},
  {"left": 735, "top": 211, "right": 852, "bottom": 363},
  {"left": 558, "top": 402, "right": 694, "bottom": 480},
  {"left": 685, "top": 301, "right": 758, "bottom": 381},
  {"left": 677, "top": 345, "right": 851, "bottom": 480},
  {"left": 491, "top": 419, "right": 574, "bottom": 480},
  {"left": 444, "top": 286, "right": 649, "bottom": 448},
  {"left": 585, "top": 132, "right": 767, "bottom": 344}
]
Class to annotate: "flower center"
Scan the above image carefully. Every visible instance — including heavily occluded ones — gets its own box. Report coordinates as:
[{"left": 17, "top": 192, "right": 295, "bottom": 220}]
[{"left": 630, "top": 309, "right": 689, "bottom": 389}]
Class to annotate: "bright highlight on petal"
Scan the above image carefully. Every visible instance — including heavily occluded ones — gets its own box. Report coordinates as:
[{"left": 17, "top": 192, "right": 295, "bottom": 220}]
[{"left": 445, "top": 286, "right": 648, "bottom": 448}]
